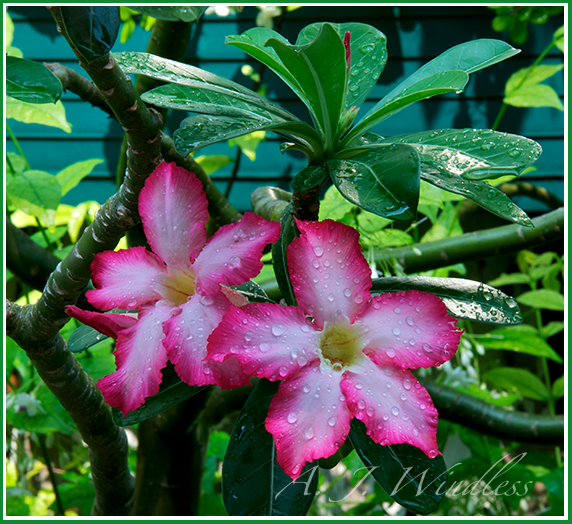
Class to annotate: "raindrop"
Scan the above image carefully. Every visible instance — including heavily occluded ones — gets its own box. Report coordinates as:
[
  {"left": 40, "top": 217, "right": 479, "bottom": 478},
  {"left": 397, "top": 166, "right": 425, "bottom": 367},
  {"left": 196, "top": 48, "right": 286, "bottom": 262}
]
[
  {"left": 200, "top": 295, "right": 214, "bottom": 307},
  {"left": 272, "top": 323, "right": 287, "bottom": 336},
  {"left": 313, "top": 246, "right": 324, "bottom": 257},
  {"left": 328, "top": 417, "right": 336, "bottom": 427},
  {"left": 392, "top": 327, "right": 401, "bottom": 336},
  {"left": 358, "top": 399, "right": 366, "bottom": 410},
  {"left": 303, "top": 384, "right": 311, "bottom": 394},
  {"left": 327, "top": 293, "right": 335, "bottom": 302},
  {"left": 260, "top": 342, "right": 270, "bottom": 353},
  {"left": 305, "top": 426, "right": 314, "bottom": 439},
  {"left": 403, "top": 378, "right": 411, "bottom": 390},
  {"left": 229, "top": 255, "right": 241, "bottom": 267},
  {"left": 312, "top": 259, "right": 320, "bottom": 269},
  {"left": 244, "top": 331, "right": 253, "bottom": 342},
  {"left": 386, "top": 349, "right": 396, "bottom": 358},
  {"left": 384, "top": 368, "right": 393, "bottom": 377},
  {"left": 394, "top": 307, "right": 401, "bottom": 314},
  {"left": 391, "top": 406, "right": 400, "bottom": 416},
  {"left": 400, "top": 392, "right": 408, "bottom": 401},
  {"left": 279, "top": 366, "right": 288, "bottom": 377},
  {"left": 343, "top": 288, "right": 352, "bottom": 298},
  {"left": 422, "top": 343, "right": 433, "bottom": 353},
  {"left": 406, "top": 316, "right": 414, "bottom": 326},
  {"left": 287, "top": 412, "right": 298, "bottom": 424},
  {"left": 383, "top": 413, "right": 389, "bottom": 421}
]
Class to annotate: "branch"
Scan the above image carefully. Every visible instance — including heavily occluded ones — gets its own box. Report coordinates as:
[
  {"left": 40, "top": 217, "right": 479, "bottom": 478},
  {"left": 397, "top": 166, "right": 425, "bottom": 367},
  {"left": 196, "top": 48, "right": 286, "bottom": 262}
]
[
  {"left": 375, "top": 207, "right": 564, "bottom": 273},
  {"left": 251, "top": 186, "right": 292, "bottom": 222},
  {"left": 6, "top": 219, "right": 60, "bottom": 291},
  {"left": 424, "top": 381, "right": 564, "bottom": 446},
  {"left": 6, "top": 301, "right": 135, "bottom": 515},
  {"left": 44, "top": 62, "right": 115, "bottom": 119}
]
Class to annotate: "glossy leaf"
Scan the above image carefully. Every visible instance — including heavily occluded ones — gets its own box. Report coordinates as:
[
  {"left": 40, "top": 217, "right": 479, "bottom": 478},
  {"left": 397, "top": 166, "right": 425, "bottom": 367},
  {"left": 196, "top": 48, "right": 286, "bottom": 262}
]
[
  {"left": 380, "top": 38, "right": 519, "bottom": 104},
  {"left": 174, "top": 114, "right": 319, "bottom": 158},
  {"left": 478, "top": 326, "right": 563, "bottom": 363},
  {"left": 226, "top": 28, "right": 306, "bottom": 108},
  {"left": 296, "top": 22, "right": 388, "bottom": 110},
  {"left": 230, "top": 281, "right": 275, "bottom": 304},
  {"left": 56, "top": 159, "right": 104, "bottom": 196},
  {"left": 517, "top": 289, "right": 565, "bottom": 311},
  {"left": 291, "top": 164, "right": 328, "bottom": 193},
  {"left": 483, "top": 367, "right": 549, "bottom": 401},
  {"left": 142, "top": 82, "right": 298, "bottom": 123},
  {"left": 390, "top": 128, "right": 542, "bottom": 180},
  {"left": 420, "top": 168, "right": 532, "bottom": 227},
  {"left": 346, "top": 71, "right": 469, "bottom": 143},
  {"left": 67, "top": 325, "right": 110, "bottom": 353},
  {"left": 349, "top": 419, "right": 447, "bottom": 515},
  {"left": 130, "top": 6, "right": 206, "bottom": 22},
  {"left": 6, "top": 57, "right": 63, "bottom": 104},
  {"left": 329, "top": 144, "right": 420, "bottom": 221},
  {"left": 271, "top": 205, "right": 298, "bottom": 306},
  {"left": 371, "top": 276, "right": 524, "bottom": 325},
  {"left": 222, "top": 379, "right": 319, "bottom": 516},
  {"left": 265, "top": 23, "right": 347, "bottom": 149},
  {"left": 6, "top": 97, "right": 71, "bottom": 132},
  {"left": 113, "top": 377, "right": 208, "bottom": 426},
  {"left": 61, "top": 6, "right": 120, "bottom": 63}
]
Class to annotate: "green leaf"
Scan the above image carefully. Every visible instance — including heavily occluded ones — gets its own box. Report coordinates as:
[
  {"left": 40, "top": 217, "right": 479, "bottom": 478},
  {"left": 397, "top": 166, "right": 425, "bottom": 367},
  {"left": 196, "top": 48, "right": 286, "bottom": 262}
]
[
  {"left": 173, "top": 114, "right": 319, "bottom": 157},
  {"left": 67, "top": 201, "right": 100, "bottom": 242},
  {"left": 371, "top": 276, "right": 524, "bottom": 325},
  {"left": 329, "top": 144, "right": 420, "bottom": 221},
  {"left": 130, "top": 6, "right": 206, "bottom": 22},
  {"left": 454, "top": 383, "right": 521, "bottom": 407},
  {"left": 487, "top": 272, "right": 532, "bottom": 287},
  {"left": 346, "top": 71, "right": 469, "bottom": 143},
  {"left": 228, "top": 131, "right": 266, "bottom": 161},
  {"left": 61, "top": 6, "right": 120, "bottom": 63},
  {"left": 349, "top": 419, "right": 447, "bottom": 515},
  {"left": 6, "top": 56, "right": 63, "bottom": 104},
  {"left": 222, "top": 379, "right": 319, "bottom": 516},
  {"left": 553, "top": 26, "right": 564, "bottom": 53},
  {"left": 6, "top": 170, "right": 62, "bottom": 226},
  {"left": 113, "top": 374, "right": 208, "bottom": 426},
  {"left": 142, "top": 82, "right": 296, "bottom": 123},
  {"left": 271, "top": 205, "right": 298, "bottom": 306},
  {"left": 420, "top": 202, "right": 463, "bottom": 243},
  {"left": 346, "top": 39, "right": 518, "bottom": 144},
  {"left": 265, "top": 23, "right": 347, "bottom": 149},
  {"left": 390, "top": 129, "right": 542, "bottom": 181},
  {"left": 540, "top": 321, "right": 564, "bottom": 339},
  {"left": 56, "top": 159, "right": 103, "bottom": 196},
  {"left": 195, "top": 154, "right": 234, "bottom": 176},
  {"left": 291, "top": 164, "right": 328, "bottom": 193},
  {"left": 230, "top": 280, "right": 275, "bottom": 304},
  {"left": 6, "top": 97, "right": 72, "bottom": 132},
  {"left": 318, "top": 184, "right": 357, "bottom": 223},
  {"left": 226, "top": 27, "right": 306, "bottom": 107},
  {"left": 518, "top": 289, "right": 564, "bottom": 311},
  {"left": 552, "top": 376, "right": 564, "bottom": 399},
  {"left": 504, "top": 64, "right": 564, "bottom": 110},
  {"left": 420, "top": 168, "right": 532, "bottom": 227},
  {"left": 296, "top": 22, "right": 388, "bottom": 110},
  {"left": 478, "top": 326, "right": 563, "bottom": 363},
  {"left": 67, "top": 324, "right": 110, "bottom": 353},
  {"left": 483, "top": 367, "right": 549, "bottom": 401}
]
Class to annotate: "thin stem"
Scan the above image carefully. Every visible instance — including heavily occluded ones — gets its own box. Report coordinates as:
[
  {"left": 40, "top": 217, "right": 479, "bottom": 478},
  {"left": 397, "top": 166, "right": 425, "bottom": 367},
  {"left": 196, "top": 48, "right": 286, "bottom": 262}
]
[
  {"left": 6, "top": 123, "right": 30, "bottom": 169},
  {"left": 37, "top": 433, "right": 65, "bottom": 516},
  {"left": 225, "top": 147, "right": 242, "bottom": 199}
]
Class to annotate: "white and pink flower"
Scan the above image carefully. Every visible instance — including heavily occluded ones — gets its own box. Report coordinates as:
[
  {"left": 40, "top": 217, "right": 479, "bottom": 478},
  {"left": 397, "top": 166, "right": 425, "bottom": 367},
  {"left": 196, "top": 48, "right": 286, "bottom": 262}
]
[
  {"left": 67, "top": 161, "right": 280, "bottom": 414},
  {"left": 207, "top": 218, "right": 462, "bottom": 480}
]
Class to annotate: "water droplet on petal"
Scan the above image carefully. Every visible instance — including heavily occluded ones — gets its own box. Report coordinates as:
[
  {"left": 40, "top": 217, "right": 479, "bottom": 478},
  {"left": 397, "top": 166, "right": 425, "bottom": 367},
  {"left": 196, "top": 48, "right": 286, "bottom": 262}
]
[
  {"left": 391, "top": 406, "right": 400, "bottom": 416},
  {"left": 305, "top": 426, "right": 314, "bottom": 439},
  {"left": 313, "top": 246, "right": 324, "bottom": 257},
  {"left": 386, "top": 348, "right": 396, "bottom": 358},
  {"left": 328, "top": 416, "right": 336, "bottom": 427},
  {"left": 403, "top": 378, "right": 411, "bottom": 390},
  {"left": 260, "top": 342, "right": 270, "bottom": 353},
  {"left": 392, "top": 327, "right": 401, "bottom": 336},
  {"left": 272, "top": 323, "right": 287, "bottom": 336},
  {"left": 358, "top": 399, "right": 366, "bottom": 410},
  {"left": 327, "top": 293, "right": 335, "bottom": 302},
  {"left": 279, "top": 366, "right": 288, "bottom": 377},
  {"left": 287, "top": 412, "right": 298, "bottom": 424},
  {"left": 406, "top": 316, "right": 414, "bottom": 326},
  {"left": 400, "top": 392, "right": 408, "bottom": 401}
]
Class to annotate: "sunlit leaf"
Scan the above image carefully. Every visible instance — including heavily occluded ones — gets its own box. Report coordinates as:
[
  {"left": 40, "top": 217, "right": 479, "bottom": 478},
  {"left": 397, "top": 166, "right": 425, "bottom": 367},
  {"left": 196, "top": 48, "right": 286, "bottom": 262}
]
[
  {"left": 56, "top": 159, "right": 103, "bottom": 196},
  {"left": 6, "top": 97, "right": 71, "bottom": 132}
]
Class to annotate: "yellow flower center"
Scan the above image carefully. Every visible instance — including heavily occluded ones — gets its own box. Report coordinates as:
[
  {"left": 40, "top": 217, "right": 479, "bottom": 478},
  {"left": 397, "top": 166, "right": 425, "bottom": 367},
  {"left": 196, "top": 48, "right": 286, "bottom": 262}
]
[
  {"left": 318, "top": 319, "right": 367, "bottom": 371},
  {"left": 159, "top": 268, "right": 196, "bottom": 305}
]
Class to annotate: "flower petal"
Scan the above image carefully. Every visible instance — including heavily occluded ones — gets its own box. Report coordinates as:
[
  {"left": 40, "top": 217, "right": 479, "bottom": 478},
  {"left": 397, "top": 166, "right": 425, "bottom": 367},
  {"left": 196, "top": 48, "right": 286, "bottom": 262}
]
[
  {"left": 139, "top": 160, "right": 209, "bottom": 268},
  {"left": 65, "top": 305, "right": 137, "bottom": 339},
  {"left": 193, "top": 212, "right": 280, "bottom": 295},
  {"left": 341, "top": 357, "right": 440, "bottom": 458},
  {"left": 207, "top": 303, "right": 319, "bottom": 382},
  {"left": 266, "top": 362, "right": 352, "bottom": 480},
  {"left": 87, "top": 247, "right": 166, "bottom": 310},
  {"left": 163, "top": 292, "right": 250, "bottom": 389},
  {"left": 288, "top": 219, "right": 372, "bottom": 329},
  {"left": 358, "top": 291, "right": 462, "bottom": 369},
  {"left": 97, "top": 300, "right": 178, "bottom": 414}
]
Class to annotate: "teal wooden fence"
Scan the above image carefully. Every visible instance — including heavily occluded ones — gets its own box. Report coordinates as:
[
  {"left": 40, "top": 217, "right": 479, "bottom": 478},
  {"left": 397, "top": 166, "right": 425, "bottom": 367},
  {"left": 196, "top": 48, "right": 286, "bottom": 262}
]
[{"left": 7, "top": 5, "right": 564, "bottom": 214}]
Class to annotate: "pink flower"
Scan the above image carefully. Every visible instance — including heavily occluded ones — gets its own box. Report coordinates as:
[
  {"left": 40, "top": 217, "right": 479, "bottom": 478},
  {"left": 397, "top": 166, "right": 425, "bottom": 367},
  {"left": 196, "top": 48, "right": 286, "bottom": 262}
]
[
  {"left": 343, "top": 31, "right": 351, "bottom": 72},
  {"left": 207, "top": 219, "right": 462, "bottom": 480},
  {"left": 66, "top": 161, "right": 280, "bottom": 414}
]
